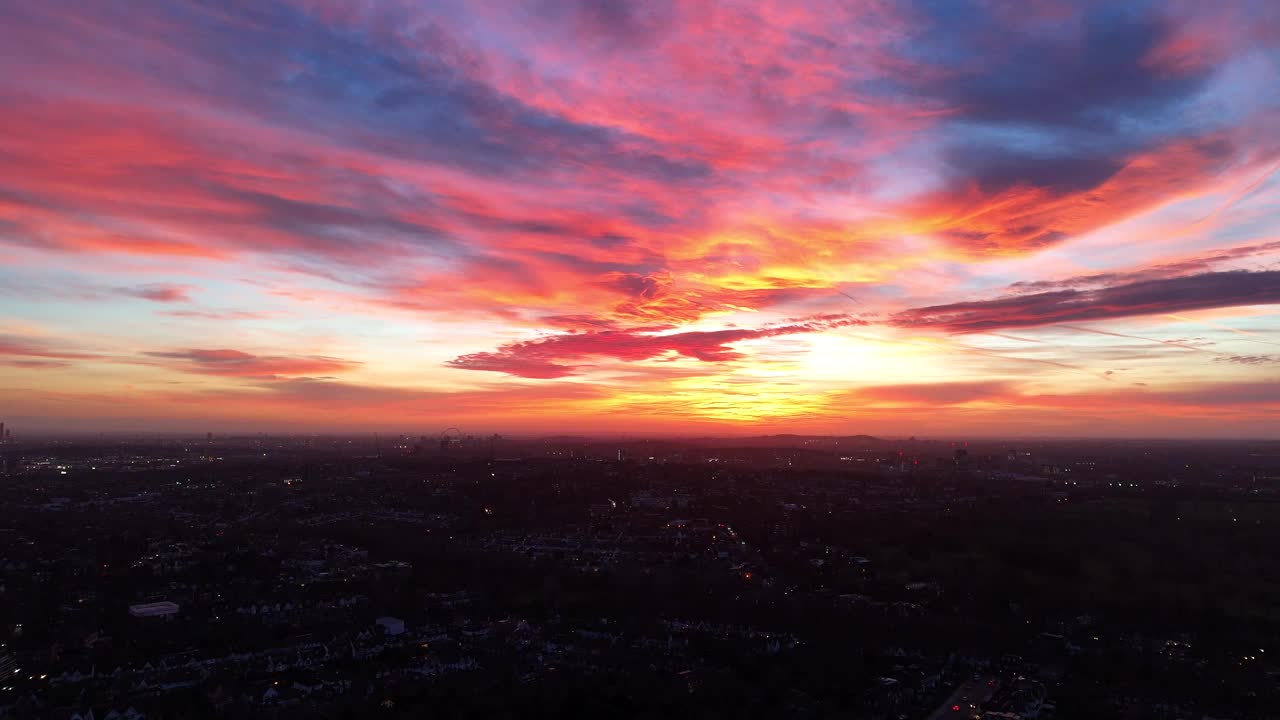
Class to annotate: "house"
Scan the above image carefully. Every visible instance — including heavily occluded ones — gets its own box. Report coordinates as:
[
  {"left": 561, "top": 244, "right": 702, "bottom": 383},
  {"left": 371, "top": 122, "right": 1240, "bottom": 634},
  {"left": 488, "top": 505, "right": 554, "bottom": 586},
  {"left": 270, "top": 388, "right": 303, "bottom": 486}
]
[{"left": 375, "top": 616, "right": 405, "bottom": 636}]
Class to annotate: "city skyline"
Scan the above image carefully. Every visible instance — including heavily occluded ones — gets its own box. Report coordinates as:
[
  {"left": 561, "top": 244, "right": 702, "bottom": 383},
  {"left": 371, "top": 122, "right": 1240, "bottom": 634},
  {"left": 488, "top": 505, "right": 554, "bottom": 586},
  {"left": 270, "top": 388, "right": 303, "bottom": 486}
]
[{"left": 2, "top": 1, "right": 1279, "bottom": 437}]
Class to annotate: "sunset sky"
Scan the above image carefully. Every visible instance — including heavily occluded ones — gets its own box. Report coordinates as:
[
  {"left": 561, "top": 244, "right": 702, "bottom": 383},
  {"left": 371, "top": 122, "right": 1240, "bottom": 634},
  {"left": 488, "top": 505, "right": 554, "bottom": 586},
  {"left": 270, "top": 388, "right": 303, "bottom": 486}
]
[{"left": 1, "top": 0, "right": 1279, "bottom": 437}]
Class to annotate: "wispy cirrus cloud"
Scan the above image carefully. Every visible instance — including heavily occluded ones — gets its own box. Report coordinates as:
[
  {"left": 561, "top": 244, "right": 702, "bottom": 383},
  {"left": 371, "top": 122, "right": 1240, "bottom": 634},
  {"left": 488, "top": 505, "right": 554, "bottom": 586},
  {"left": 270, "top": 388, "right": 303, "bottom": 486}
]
[
  {"left": 893, "top": 271, "right": 1280, "bottom": 333},
  {"left": 1215, "top": 354, "right": 1280, "bottom": 365},
  {"left": 0, "top": 359, "right": 72, "bottom": 369},
  {"left": 115, "top": 284, "right": 191, "bottom": 303},
  {"left": 0, "top": 333, "right": 98, "bottom": 362},
  {"left": 143, "top": 349, "right": 359, "bottom": 379},
  {"left": 846, "top": 381, "right": 1016, "bottom": 406}
]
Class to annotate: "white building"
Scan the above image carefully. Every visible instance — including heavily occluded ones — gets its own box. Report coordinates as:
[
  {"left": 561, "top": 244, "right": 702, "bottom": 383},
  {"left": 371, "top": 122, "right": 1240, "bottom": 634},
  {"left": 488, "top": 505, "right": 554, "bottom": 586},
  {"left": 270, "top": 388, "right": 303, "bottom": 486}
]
[{"left": 129, "top": 601, "right": 179, "bottom": 618}]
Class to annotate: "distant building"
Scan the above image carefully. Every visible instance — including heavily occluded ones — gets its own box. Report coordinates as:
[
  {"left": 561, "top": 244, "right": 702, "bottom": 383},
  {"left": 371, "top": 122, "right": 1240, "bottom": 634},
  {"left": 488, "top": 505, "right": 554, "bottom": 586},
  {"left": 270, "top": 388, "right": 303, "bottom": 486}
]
[
  {"left": 376, "top": 616, "right": 405, "bottom": 636},
  {"left": 129, "top": 601, "right": 180, "bottom": 618}
]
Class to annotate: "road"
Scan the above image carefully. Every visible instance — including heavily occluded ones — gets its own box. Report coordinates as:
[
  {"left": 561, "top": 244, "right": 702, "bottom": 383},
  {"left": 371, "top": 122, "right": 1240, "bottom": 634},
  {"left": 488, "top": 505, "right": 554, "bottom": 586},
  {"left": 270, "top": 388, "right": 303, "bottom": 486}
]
[{"left": 925, "top": 674, "right": 999, "bottom": 720}]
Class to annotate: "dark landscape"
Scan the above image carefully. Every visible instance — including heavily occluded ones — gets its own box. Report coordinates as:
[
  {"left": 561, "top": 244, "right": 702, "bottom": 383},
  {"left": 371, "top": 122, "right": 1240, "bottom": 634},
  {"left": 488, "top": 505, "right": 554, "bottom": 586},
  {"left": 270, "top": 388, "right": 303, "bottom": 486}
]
[{"left": 3, "top": 433, "right": 1279, "bottom": 718}]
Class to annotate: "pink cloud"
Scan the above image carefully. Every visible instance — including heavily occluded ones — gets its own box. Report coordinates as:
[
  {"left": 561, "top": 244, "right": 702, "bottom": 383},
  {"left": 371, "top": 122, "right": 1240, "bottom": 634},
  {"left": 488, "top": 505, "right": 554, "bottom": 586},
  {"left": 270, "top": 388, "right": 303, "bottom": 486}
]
[
  {"left": 116, "top": 284, "right": 192, "bottom": 303},
  {"left": 143, "top": 349, "right": 360, "bottom": 379},
  {"left": 447, "top": 315, "right": 865, "bottom": 378}
]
